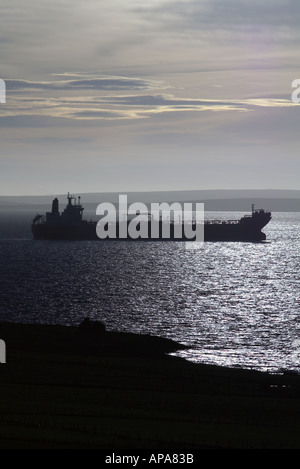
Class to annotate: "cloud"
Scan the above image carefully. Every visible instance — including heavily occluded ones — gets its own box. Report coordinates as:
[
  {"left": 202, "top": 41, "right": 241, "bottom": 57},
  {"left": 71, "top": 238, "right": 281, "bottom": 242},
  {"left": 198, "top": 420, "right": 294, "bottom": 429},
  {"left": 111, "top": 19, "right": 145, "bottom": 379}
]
[
  {"left": 1, "top": 1, "right": 299, "bottom": 84},
  {"left": 5, "top": 76, "right": 168, "bottom": 92},
  {"left": 1, "top": 86, "right": 297, "bottom": 123},
  {"left": 134, "top": 0, "right": 300, "bottom": 36}
]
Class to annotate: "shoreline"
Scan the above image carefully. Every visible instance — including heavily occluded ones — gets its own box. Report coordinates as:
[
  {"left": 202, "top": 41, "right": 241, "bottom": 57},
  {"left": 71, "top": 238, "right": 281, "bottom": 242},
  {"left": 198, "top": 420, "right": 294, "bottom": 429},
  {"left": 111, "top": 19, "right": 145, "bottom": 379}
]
[{"left": 1, "top": 321, "right": 300, "bottom": 449}]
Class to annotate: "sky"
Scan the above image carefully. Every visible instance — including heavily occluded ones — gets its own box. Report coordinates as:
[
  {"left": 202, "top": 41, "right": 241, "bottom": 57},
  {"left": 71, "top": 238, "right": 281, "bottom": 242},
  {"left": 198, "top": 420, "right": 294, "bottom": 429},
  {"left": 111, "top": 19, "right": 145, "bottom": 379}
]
[{"left": 0, "top": 0, "right": 299, "bottom": 195}]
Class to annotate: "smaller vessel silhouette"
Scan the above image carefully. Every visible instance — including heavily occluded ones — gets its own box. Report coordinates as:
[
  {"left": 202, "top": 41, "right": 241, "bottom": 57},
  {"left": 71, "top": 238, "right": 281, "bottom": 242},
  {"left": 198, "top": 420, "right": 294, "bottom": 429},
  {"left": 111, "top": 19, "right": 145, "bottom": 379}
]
[{"left": 31, "top": 194, "right": 271, "bottom": 242}]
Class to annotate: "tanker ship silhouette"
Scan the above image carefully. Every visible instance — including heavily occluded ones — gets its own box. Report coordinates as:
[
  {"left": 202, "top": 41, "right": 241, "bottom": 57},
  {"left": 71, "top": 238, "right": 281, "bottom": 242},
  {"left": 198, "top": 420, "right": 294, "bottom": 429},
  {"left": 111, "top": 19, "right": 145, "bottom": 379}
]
[{"left": 32, "top": 193, "right": 271, "bottom": 242}]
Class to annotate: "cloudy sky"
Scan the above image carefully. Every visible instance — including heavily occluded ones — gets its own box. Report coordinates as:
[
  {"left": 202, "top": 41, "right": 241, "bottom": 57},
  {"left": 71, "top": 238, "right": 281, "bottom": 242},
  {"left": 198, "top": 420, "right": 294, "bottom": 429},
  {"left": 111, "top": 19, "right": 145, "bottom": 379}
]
[{"left": 0, "top": 0, "right": 299, "bottom": 195}]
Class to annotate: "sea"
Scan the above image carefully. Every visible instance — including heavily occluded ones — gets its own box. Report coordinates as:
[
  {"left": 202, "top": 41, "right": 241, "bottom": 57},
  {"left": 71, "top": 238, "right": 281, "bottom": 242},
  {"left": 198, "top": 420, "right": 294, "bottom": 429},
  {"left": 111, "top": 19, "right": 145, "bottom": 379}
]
[{"left": 0, "top": 209, "right": 299, "bottom": 374}]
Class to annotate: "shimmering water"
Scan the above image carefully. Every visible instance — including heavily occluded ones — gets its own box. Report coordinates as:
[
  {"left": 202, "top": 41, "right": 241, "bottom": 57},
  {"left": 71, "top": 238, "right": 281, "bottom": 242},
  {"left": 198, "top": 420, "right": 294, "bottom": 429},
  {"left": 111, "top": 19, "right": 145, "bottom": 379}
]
[{"left": 0, "top": 210, "right": 299, "bottom": 373}]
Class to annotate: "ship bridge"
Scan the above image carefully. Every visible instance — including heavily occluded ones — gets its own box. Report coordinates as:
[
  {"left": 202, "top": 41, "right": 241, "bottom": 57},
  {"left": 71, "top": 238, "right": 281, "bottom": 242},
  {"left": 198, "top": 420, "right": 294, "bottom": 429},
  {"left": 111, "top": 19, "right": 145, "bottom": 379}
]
[{"left": 45, "top": 193, "right": 84, "bottom": 226}]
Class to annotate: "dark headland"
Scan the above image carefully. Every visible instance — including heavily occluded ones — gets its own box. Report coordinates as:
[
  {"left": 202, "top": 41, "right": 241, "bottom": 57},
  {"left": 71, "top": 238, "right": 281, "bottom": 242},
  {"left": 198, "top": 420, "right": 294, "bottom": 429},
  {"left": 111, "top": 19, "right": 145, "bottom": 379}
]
[{"left": 1, "top": 321, "right": 300, "bottom": 449}]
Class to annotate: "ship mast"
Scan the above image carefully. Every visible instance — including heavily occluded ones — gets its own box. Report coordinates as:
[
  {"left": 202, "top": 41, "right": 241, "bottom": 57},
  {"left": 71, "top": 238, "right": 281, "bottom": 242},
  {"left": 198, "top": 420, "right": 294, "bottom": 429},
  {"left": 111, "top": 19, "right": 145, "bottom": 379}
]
[{"left": 67, "top": 192, "right": 73, "bottom": 206}]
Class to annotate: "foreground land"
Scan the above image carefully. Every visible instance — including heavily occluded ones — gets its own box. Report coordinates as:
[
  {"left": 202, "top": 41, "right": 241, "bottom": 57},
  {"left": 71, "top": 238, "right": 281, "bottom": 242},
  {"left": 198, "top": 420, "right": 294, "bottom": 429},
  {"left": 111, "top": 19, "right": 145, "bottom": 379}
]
[{"left": 0, "top": 321, "right": 300, "bottom": 449}]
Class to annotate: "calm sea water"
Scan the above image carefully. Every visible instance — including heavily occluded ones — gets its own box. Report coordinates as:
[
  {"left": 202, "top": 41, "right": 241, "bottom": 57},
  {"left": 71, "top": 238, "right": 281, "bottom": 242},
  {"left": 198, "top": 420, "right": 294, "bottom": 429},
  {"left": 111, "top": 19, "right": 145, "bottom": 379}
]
[{"left": 0, "top": 209, "right": 299, "bottom": 374}]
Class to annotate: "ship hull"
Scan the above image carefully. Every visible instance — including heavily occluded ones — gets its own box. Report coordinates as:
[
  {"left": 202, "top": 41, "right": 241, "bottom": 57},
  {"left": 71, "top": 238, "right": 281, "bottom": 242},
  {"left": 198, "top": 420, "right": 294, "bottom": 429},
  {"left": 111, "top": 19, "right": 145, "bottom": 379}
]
[{"left": 32, "top": 219, "right": 268, "bottom": 242}]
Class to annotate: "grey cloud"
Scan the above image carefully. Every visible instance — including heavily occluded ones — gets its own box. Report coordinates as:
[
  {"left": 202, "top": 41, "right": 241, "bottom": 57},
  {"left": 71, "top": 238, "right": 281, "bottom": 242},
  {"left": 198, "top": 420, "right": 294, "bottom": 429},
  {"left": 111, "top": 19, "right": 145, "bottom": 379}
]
[
  {"left": 71, "top": 94, "right": 294, "bottom": 111},
  {"left": 134, "top": 0, "right": 300, "bottom": 39},
  {"left": 5, "top": 77, "right": 168, "bottom": 92},
  {"left": 96, "top": 94, "right": 245, "bottom": 108},
  {"left": 3, "top": 91, "right": 295, "bottom": 124},
  {"left": 66, "top": 109, "right": 135, "bottom": 120}
]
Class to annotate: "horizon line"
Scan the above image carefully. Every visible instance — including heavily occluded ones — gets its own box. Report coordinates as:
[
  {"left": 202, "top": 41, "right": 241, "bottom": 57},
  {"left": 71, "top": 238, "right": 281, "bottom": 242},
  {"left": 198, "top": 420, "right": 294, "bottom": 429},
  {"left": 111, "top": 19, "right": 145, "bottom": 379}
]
[{"left": 0, "top": 188, "right": 300, "bottom": 198}]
